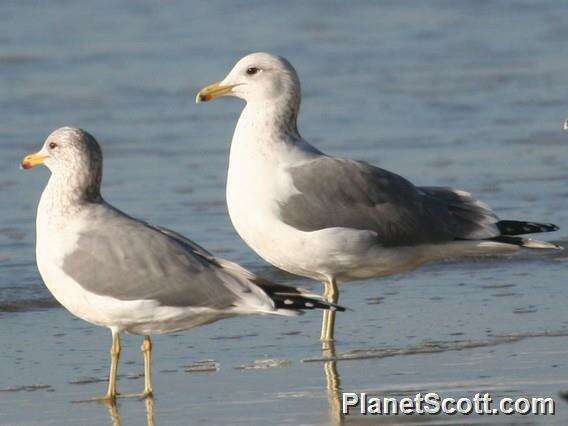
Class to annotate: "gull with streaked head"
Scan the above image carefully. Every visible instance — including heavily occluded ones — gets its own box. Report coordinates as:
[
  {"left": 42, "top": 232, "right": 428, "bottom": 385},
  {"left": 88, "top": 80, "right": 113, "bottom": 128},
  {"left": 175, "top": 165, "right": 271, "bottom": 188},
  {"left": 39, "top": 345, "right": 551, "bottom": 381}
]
[{"left": 21, "top": 126, "right": 344, "bottom": 401}]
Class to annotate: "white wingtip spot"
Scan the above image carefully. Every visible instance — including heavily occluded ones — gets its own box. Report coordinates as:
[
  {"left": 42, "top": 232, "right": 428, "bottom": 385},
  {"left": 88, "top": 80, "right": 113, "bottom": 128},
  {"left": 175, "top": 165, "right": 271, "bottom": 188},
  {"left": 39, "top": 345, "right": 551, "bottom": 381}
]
[
  {"left": 283, "top": 299, "right": 294, "bottom": 305},
  {"left": 453, "top": 189, "right": 471, "bottom": 197},
  {"left": 305, "top": 302, "right": 314, "bottom": 308}
]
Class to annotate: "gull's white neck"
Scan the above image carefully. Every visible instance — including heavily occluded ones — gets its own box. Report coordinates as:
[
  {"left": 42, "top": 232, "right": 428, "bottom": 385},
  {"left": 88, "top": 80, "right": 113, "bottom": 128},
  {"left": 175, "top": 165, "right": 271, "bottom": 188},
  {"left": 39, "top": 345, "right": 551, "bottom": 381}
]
[
  {"left": 37, "top": 173, "right": 101, "bottom": 233},
  {"left": 234, "top": 101, "right": 300, "bottom": 146},
  {"left": 229, "top": 100, "right": 321, "bottom": 168}
]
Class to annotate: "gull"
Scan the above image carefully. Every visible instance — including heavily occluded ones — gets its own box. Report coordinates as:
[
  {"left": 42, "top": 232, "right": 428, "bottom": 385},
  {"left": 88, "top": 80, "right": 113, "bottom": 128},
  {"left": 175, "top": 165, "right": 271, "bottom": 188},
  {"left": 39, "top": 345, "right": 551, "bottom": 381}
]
[
  {"left": 196, "top": 52, "right": 561, "bottom": 342},
  {"left": 21, "top": 127, "right": 344, "bottom": 401}
]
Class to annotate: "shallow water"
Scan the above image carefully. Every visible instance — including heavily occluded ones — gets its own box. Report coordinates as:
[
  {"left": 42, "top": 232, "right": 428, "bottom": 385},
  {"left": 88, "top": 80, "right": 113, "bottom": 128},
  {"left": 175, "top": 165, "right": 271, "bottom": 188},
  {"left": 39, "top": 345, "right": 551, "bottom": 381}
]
[{"left": 1, "top": 0, "right": 568, "bottom": 424}]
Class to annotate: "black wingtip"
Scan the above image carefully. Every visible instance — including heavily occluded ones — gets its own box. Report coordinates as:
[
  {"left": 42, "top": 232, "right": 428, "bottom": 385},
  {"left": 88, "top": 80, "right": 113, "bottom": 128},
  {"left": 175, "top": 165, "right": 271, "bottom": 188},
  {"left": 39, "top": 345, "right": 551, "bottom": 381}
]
[
  {"left": 497, "top": 220, "right": 559, "bottom": 236},
  {"left": 327, "top": 302, "right": 347, "bottom": 312},
  {"left": 273, "top": 294, "right": 346, "bottom": 312}
]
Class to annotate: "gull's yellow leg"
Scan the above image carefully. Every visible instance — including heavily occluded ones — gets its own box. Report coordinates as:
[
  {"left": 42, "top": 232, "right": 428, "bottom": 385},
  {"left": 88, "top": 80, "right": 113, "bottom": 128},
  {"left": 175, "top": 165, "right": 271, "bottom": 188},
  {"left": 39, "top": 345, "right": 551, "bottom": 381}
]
[
  {"left": 108, "top": 335, "right": 154, "bottom": 400},
  {"left": 106, "top": 330, "right": 121, "bottom": 399},
  {"left": 91, "top": 330, "right": 121, "bottom": 402},
  {"left": 320, "top": 278, "right": 339, "bottom": 342},
  {"left": 141, "top": 336, "right": 153, "bottom": 398}
]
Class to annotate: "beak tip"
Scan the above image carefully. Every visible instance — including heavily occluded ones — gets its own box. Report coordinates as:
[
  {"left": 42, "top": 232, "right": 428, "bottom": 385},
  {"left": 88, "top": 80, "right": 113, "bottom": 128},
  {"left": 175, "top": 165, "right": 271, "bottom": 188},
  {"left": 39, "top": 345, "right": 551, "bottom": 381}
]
[
  {"left": 20, "top": 153, "right": 45, "bottom": 170},
  {"left": 195, "top": 82, "right": 233, "bottom": 104},
  {"left": 195, "top": 93, "right": 208, "bottom": 104}
]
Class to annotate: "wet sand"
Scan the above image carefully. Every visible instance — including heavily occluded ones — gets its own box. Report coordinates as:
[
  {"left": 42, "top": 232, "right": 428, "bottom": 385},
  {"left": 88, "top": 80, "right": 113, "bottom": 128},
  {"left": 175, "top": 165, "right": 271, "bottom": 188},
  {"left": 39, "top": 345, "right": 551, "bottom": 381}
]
[{"left": 1, "top": 249, "right": 568, "bottom": 424}]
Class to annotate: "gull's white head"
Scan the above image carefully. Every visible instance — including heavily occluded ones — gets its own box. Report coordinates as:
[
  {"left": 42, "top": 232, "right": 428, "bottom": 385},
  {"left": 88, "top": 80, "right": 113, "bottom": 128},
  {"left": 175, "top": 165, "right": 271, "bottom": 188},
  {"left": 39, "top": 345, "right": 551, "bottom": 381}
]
[
  {"left": 196, "top": 52, "right": 301, "bottom": 106},
  {"left": 22, "top": 127, "right": 103, "bottom": 198}
]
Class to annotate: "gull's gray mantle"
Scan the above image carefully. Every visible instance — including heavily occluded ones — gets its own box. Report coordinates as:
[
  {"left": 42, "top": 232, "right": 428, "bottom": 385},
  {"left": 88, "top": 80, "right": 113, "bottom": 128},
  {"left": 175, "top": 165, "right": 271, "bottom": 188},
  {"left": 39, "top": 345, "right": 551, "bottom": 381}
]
[
  {"left": 280, "top": 156, "right": 502, "bottom": 245},
  {"left": 279, "top": 156, "right": 558, "bottom": 247},
  {"left": 62, "top": 204, "right": 260, "bottom": 309}
]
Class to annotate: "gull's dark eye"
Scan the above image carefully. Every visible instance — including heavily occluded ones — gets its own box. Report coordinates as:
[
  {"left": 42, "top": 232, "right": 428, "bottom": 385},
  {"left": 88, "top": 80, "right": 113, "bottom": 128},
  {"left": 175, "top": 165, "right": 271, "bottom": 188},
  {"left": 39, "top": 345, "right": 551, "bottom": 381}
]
[
  {"left": 49, "top": 142, "right": 57, "bottom": 149},
  {"left": 246, "top": 67, "right": 260, "bottom": 75}
]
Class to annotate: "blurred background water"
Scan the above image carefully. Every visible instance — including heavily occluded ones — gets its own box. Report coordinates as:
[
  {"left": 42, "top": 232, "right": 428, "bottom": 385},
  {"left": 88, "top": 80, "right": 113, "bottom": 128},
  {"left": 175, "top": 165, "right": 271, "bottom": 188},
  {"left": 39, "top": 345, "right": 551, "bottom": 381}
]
[{"left": 1, "top": 0, "right": 567, "bottom": 424}]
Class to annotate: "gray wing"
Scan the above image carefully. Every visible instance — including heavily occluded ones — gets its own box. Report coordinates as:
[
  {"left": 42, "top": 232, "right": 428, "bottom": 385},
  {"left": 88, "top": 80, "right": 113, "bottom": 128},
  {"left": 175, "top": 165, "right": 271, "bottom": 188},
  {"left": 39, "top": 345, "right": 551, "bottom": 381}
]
[
  {"left": 62, "top": 204, "right": 272, "bottom": 309},
  {"left": 147, "top": 224, "right": 214, "bottom": 258},
  {"left": 278, "top": 157, "right": 499, "bottom": 246}
]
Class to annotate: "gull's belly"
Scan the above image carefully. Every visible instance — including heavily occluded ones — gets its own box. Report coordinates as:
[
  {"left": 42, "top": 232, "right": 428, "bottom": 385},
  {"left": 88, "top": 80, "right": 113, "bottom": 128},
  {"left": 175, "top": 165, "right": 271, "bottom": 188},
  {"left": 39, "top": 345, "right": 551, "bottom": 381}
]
[
  {"left": 36, "top": 255, "right": 226, "bottom": 334},
  {"left": 37, "top": 254, "right": 116, "bottom": 327}
]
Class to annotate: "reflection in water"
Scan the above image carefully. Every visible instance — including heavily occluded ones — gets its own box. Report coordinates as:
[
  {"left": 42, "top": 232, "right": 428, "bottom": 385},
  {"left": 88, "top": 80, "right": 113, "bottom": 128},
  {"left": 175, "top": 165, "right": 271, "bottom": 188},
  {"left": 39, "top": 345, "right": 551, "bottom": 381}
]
[
  {"left": 102, "top": 397, "right": 156, "bottom": 426},
  {"left": 322, "top": 341, "right": 343, "bottom": 425},
  {"left": 145, "top": 397, "right": 156, "bottom": 426},
  {"left": 105, "top": 401, "right": 121, "bottom": 426}
]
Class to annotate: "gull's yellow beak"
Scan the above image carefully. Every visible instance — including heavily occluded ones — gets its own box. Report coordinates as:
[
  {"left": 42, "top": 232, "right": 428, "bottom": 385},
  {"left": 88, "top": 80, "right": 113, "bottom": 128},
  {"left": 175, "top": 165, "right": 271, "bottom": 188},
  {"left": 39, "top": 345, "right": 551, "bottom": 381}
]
[
  {"left": 21, "top": 152, "right": 47, "bottom": 170},
  {"left": 195, "top": 82, "right": 237, "bottom": 103}
]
